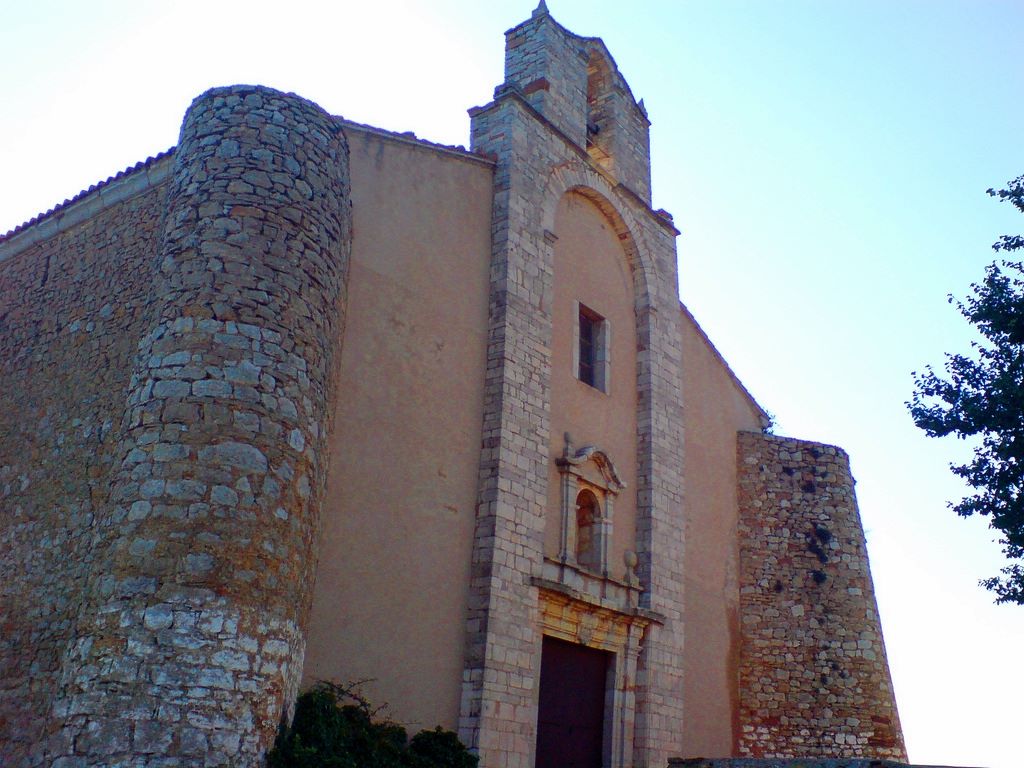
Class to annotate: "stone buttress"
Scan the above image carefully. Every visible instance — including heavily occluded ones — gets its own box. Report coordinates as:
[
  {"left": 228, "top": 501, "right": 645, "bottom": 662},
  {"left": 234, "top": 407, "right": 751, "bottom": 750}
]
[
  {"left": 736, "top": 433, "right": 906, "bottom": 760},
  {"left": 50, "top": 86, "right": 351, "bottom": 766},
  {"left": 458, "top": 6, "right": 686, "bottom": 767}
]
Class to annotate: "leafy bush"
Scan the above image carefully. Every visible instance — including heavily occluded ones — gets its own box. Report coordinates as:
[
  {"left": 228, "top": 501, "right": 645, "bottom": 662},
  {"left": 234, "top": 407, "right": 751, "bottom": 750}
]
[
  {"left": 267, "top": 682, "right": 478, "bottom": 768},
  {"left": 408, "top": 727, "right": 479, "bottom": 768}
]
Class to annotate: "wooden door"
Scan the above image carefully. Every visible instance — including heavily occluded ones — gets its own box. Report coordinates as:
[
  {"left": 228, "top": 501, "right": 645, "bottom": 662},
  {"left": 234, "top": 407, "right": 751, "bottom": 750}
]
[{"left": 536, "top": 635, "right": 610, "bottom": 768}]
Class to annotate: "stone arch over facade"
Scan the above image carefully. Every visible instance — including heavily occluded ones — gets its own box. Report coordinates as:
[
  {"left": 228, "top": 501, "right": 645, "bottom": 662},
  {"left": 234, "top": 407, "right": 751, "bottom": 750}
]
[
  {"left": 541, "top": 158, "right": 686, "bottom": 767},
  {"left": 546, "top": 169, "right": 647, "bottom": 579},
  {"left": 540, "top": 162, "right": 653, "bottom": 309}
]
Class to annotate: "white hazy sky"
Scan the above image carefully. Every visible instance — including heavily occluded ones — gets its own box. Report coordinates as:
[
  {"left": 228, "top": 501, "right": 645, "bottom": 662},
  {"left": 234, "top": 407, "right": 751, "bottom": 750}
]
[{"left": 3, "top": 2, "right": 1023, "bottom": 767}]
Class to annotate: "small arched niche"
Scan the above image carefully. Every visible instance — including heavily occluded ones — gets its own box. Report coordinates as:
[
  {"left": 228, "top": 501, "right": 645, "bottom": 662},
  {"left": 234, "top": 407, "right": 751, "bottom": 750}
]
[
  {"left": 555, "top": 435, "right": 625, "bottom": 578},
  {"left": 575, "top": 489, "right": 601, "bottom": 571}
]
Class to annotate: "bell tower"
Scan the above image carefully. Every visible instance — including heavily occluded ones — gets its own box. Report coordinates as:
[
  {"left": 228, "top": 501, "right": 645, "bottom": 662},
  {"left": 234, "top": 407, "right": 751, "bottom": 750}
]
[
  {"left": 462, "top": 3, "right": 687, "bottom": 766},
  {"left": 494, "top": 0, "right": 653, "bottom": 202}
]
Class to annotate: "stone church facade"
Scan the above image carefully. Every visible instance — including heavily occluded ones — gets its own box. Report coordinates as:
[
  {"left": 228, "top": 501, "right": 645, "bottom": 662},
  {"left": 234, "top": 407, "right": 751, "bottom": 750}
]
[{"left": 0, "top": 5, "right": 907, "bottom": 767}]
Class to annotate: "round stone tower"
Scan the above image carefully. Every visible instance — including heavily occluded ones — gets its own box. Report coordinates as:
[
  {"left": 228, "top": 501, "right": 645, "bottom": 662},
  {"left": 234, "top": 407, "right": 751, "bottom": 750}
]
[{"left": 51, "top": 85, "right": 351, "bottom": 765}]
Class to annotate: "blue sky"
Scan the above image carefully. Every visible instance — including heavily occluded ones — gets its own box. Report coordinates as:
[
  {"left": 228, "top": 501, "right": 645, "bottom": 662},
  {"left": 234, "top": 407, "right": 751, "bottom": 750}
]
[{"left": 3, "top": 2, "right": 1024, "bottom": 766}]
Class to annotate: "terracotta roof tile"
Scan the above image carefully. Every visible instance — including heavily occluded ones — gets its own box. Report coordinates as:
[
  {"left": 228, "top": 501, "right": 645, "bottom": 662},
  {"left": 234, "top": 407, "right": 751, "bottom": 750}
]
[{"left": 0, "top": 148, "right": 176, "bottom": 243}]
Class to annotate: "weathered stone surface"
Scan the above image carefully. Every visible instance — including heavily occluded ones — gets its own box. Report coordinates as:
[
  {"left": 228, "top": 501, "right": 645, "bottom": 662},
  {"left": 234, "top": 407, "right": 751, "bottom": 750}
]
[
  {"left": 197, "top": 441, "right": 268, "bottom": 473},
  {"left": 0, "top": 84, "right": 351, "bottom": 767},
  {"left": 457, "top": 8, "right": 685, "bottom": 768},
  {"left": 0, "top": 151, "right": 172, "bottom": 767},
  {"left": 736, "top": 433, "right": 906, "bottom": 761}
]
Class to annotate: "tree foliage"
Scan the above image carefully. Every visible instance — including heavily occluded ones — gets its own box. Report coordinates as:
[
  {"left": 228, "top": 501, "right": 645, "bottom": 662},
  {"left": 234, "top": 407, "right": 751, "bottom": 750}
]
[
  {"left": 267, "top": 681, "right": 479, "bottom": 768},
  {"left": 909, "top": 175, "right": 1024, "bottom": 604}
]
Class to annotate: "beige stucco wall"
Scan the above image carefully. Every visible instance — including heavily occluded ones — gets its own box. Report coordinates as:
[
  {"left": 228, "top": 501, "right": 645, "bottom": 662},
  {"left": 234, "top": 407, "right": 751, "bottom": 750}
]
[
  {"left": 678, "top": 304, "right": 765, "bottom": 757},
  {"left": 303, "top": 128, "right": 493, "bottom": 732},
  {"left": 546, "top": 192, "right": 639, "bottom": 580}
]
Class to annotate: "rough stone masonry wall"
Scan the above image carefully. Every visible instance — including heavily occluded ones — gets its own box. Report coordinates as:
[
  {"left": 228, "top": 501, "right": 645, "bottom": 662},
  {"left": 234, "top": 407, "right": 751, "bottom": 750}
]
[
  {"left": 736, "top": 432, "right": 905, "bottom": 761},
  {"left": 0, "top": 162, "right": 171, "bottom": 766},
  {"left": 36, "top": 85, "right": 350, "bottom": 767},
  {"left": 503, "top": 5, "right": 589, "bottom": 149},
  {"left": 502, "top": 10, "right": 653, "bottom": 205},
  {"left": 581, "top": 40, "right": 652, "bottom": 204}
]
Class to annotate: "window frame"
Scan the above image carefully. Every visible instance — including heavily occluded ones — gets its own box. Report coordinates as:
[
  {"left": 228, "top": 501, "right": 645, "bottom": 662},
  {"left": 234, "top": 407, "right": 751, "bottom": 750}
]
[{"left": 573, "top": 301, "right": 610, "bottom": 393}]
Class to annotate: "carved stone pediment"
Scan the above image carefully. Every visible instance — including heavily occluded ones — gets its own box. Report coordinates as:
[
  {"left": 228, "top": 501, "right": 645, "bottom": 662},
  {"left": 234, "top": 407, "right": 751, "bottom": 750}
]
[
  {"left": 554, "top": 433, "right": 629, "bottom": 579},
  {"left": 556, "top": 434, "right": 626, "bottom": 493}
]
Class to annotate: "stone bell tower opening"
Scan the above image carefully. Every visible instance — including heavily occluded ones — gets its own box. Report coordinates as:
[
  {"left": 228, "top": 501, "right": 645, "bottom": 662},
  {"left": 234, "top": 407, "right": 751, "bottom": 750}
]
[{"left": 586, "top": 49, "right": 614, "bottom": 173}]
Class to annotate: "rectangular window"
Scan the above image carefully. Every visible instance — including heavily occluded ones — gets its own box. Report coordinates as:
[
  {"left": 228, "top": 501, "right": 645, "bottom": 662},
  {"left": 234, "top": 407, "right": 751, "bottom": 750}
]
[
  {"left": 576, "top": 303, "right": 609, "bottom": 393},
  {"left": 578, "top": 308, "right": 597, "bottom": 387}
]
